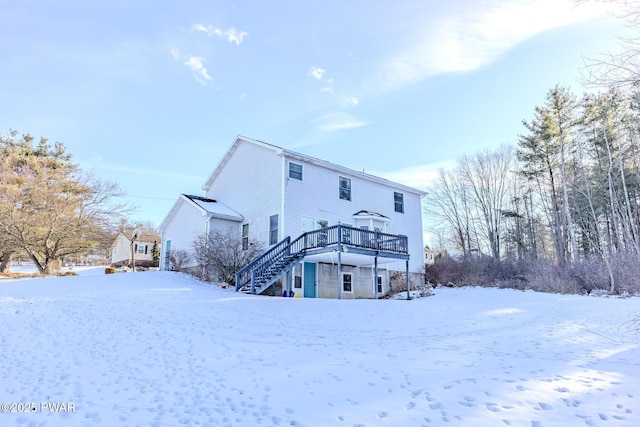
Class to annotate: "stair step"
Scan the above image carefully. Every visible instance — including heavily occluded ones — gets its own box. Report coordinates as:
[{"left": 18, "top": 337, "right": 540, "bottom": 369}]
[{"left": 241, "top": 250, "right": 305, "bottom": 294}]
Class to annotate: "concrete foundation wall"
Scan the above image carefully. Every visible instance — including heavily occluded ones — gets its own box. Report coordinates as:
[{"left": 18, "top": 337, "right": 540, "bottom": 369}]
[{"left": 312, "top": 262, "right": 424, "bottom": 299}]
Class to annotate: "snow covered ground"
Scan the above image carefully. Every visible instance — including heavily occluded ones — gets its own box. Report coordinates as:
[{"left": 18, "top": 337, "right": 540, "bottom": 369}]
[{"left": 1, "top": 269, "right": 639, "bottom": 427}]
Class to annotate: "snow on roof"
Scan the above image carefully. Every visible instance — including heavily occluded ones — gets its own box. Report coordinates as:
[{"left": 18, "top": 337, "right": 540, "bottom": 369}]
[{"left": 183, "top": 194, "right": 243, "bottom": 221}]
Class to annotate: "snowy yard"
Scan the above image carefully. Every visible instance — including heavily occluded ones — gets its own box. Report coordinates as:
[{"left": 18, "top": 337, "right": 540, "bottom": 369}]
[{"left": 1, "top": 269, "right": 639, "bottom": 427}]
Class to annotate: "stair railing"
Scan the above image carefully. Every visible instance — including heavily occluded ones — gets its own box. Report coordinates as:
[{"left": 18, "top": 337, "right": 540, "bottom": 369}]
[{"left": 235, "top": 236, "right": 290, "bottom": 291}]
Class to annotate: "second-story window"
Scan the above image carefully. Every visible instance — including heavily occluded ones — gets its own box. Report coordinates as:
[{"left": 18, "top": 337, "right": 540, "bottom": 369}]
[
  {"left": 269, "top": 214, "right": 279, "bottom": 245},
  {"left": 339, "top": 176, "right": 351, "bottom": 201},
  {"left": 289, "top": 162, "right": 303, "bottom": 180},
  {"left": 242, "top": 224, "right": 249, "bottom": 250},
  {"left": 394, "top": 192, "right": 404, "bottom": 213}
]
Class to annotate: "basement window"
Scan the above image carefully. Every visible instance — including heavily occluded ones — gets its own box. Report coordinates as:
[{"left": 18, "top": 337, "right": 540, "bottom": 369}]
[{"left": 342, "top": 273, "right": 353, "bottom": 293}]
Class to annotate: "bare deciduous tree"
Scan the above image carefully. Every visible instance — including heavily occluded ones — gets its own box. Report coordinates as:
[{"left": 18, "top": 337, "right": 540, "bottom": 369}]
[
  {"left": 0, "top": 130, "right": 130, "bottom": 273},
  {"left": 579, "top": 0, "right": 640, "bottom": 88}
]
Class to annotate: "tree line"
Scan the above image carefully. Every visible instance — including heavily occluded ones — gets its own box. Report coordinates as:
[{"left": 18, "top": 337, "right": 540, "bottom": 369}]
[
  {"left": 425, "top": 87, "right": 640, "bottom": 293},
  {"left": 425, "top": 0, "right": 640, "bottom": 294}
]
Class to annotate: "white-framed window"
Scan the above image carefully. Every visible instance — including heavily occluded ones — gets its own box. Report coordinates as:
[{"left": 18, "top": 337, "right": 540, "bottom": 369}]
[
  {"left": 136, "top": 244, "right": 147, "bottom": 254},
  {"left": 269, "top": 214, "right": 279, "bottom": 245},
  {"left": 289, "top": 162, "right": 303, "bottom": 180},
  {"left": 242, "top": 224, "right": 249, "bottom": 250},
  {"left": 394, "top": 192, "right": 404, "bottom": 213},
  {"left": 375, "top": 276, "right": 383, "bottom": 294},
  {"left": 342, "top": 273, "right": 353, "bottom": 293},
  {"left": 293, "top": 264, "right": 302, "bottom": 289},
  {"left": 339, "top": 176, "right": 351, "bottom": 201}
]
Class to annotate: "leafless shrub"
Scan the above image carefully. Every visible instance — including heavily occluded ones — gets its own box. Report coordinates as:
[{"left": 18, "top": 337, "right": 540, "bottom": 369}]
[
  {"left": 168, "top": 249, "right": 192, "bottom": 272},
  {"left": 570, "top": 251, "right": 640, "bottom": 295},
  {"left": 426, "top": 255, "right": 529, "bottom": 289},
  {"left": 524, "top": 260, "right": 579, "bottom": 294},
  {"left": 609, "top": 250, "right": 640, "bottom": 295},
  {"left": 192, "top": 229, "right": 265, "bottom": 285},
  {"left": 572, "top": 256, "right": 611, "bottom": 293}
]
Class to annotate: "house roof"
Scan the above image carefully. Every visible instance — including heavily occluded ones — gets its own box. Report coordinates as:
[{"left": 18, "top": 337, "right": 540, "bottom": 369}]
[
  {"left": 111, "top": 231, "right": 160, "bottom": 250},
  {"left": 183, "top": 194, "right": 244, "bottom": 220},
  {"left": 201, "top": 135, "right": 427, "bottom": 196},
  {"left": 158, "top": 193, "right": 244, "bottom": 233},
  {"left": 121, "top": 231, "right": 161, "bottom": 243},
  {"left": 353, "top": 210, "right": 390, "bottom": 219}
]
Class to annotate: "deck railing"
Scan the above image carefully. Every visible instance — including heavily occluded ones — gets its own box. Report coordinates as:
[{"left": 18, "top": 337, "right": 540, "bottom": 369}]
[{"left": 235, "top": 224, "right": 409, "bottom": 291}]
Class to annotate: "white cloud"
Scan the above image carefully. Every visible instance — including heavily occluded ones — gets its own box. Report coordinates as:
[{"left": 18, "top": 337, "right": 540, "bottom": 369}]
[
  {"left": 170, "top": 48, "right": 180, "bottom": 60},
  {"left": 307, "top": 66, "right": 325, "bottom": 79},
  {"left": 345, "top": 96, "right": 358, "bottom": 106},
  {"left": 184, "top": 56, "right": 212, "bottom": 84},
  {"left": 320, "top": 77, "right": 334, "bottom": 94},
  {"left": 376, "top": 0, "right": 614, "bottom": 92},
  {"left": 370, "top": 159, "right": 458, "bottom": 190},
  {"left": 193, "top": 24, "right": 248, "bottom": 45},
  {"left": 313, "top": 112, "right": 369, "bottom": 132}
]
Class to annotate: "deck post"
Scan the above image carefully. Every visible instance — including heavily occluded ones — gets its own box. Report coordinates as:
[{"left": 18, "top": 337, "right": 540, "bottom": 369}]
[
  {"left": 374, "top": 255, "right": 378, "bottom": 299},
  {"left": 337, "top": 251, "right": 343, "bottom": 299},
  {"left": 405, "top": 259, "right": 411, "bottom": 300},
  {"left": 285, "top": 269, "right": 292, "bottom": 297},
  {"left": 250, "top": 269, "right": 256, "bottom": 295}
]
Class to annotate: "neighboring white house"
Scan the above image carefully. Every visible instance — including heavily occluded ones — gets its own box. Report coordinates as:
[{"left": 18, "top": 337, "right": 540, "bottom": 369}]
[
  {"left": 110, "top": 231, "right": 161, "bottom": 267},
  {"left": 159, "top": 135, "right": 426, "bottom": 298}
]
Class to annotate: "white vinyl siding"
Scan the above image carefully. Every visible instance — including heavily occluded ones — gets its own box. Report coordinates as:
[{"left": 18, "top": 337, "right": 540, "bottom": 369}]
[
  {"left": 205, "top": 142, "right": 282, "bottom": 246},
  {"left": 282, "top": 156, "right": 424, "bottom": 274},
  {"left": 158, "top": 200, "right": 207, "bottom": 270}
]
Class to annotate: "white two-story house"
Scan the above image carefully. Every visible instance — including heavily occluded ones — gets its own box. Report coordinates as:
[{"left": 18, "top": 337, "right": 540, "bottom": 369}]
[{"left": 159, "top": 136, "right": 425, "bottom": 299}]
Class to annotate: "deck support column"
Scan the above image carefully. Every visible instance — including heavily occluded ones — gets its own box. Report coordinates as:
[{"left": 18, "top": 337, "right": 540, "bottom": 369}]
[
  {"left": 406, "top": 259, "right": 411, "bottom": 300},
  {"left": 337, "top": 251, "right": 342, "bottom": 299},
  {"left": 373, "top": 255, "right": 378, "bottom": 299},
  {"left": 285, "top": 269, "right": 292, "bottom": 297}
]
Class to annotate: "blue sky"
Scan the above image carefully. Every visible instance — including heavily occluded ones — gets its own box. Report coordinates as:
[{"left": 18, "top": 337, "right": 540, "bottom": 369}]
[{"left": 0, "top": 0, "right": 630, "bottom": 228}]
